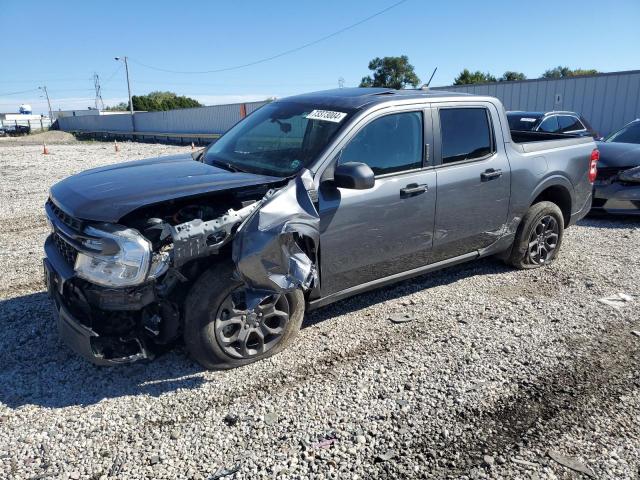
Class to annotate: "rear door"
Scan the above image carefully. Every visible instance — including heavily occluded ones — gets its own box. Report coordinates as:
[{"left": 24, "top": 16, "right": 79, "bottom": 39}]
[
  {"left": 431, "top": 103, "right": 510, "bottom": 261},
  {"left": 318, "top": 107, "right": 436, "bottom": 295}
]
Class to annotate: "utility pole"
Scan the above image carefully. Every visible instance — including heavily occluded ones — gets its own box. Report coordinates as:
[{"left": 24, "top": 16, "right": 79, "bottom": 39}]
[
  {"left": 114, "top": 56, "right": 135, "bottom": 131},
  {"left": 39, "top": 86, "right": 53, "bottom": 122},
  {"left": 338, "top": 77, "right": 345, "bottom": 88}
]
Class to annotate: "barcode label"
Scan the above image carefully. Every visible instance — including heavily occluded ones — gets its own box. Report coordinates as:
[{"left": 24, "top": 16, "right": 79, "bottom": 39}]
[{"left": 306, "top": 110, "right": 347, "bottom": 123}]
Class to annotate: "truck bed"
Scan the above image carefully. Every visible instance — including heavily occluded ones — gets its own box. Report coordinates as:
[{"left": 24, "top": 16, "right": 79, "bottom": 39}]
[{"left": 509, "top": 130, "right": 594, "bottom": 154}]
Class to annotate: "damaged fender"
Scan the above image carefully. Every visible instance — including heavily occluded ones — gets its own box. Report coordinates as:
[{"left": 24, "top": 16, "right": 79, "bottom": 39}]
[{"left": 232, "top": 170, "right": 320, "bottom": 309}]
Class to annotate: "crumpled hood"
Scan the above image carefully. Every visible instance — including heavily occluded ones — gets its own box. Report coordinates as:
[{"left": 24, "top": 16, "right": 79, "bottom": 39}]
[
  {"left": 596, "top": 141, "right": 640, "bottom": 168},
  {"left": 49, "top": 153, "right": 281, "bottom": 222}
]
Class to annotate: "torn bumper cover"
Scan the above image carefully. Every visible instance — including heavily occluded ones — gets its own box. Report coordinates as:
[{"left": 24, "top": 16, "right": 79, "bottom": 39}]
[
  {"left": 55, "top": 302, "right": 148, "bottom": 365},
  {"left": 232, "top": 171, "right": 320, "bottom": 309},
  {"left": 44, "top": 254, "right": 152, "bottom": 365}
]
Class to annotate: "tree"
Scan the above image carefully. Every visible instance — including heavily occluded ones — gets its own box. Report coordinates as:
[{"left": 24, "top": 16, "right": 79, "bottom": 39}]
[
  {"left": 130, "top": 91, "right": 203, "bottom": 111},
  {"left": 104, "top": 102, "right": 128, "bottom": 111},
  {"left": 500, "top": 71, "right": 527, "bottom": 82},
  {"left": 453, "top": 69, "right": 497, "bottom": 85},
  {"left": 359, "top": 56, "right": 420, "bottom": 89},
  {"left": 541, "top": 66, "right": 599, "bottom": 79}
]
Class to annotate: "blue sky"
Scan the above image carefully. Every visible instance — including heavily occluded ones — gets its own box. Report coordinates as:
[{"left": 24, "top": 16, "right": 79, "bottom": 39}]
[{"left": 1, "top": 0, "right": 639, "bottom": 114}]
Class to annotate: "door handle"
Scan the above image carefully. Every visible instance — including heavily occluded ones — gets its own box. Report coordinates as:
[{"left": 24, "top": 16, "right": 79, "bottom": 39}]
[
  {"left": 481, "top": 168, "right": 503, "bottom": 181},
  {"left": 400, "top": 183, "right": 428, "bottom": 197}
]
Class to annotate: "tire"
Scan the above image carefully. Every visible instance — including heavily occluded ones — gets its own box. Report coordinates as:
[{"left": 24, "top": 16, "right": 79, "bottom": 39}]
[
  {"left": 184, "top": 261, "right": 305, "bottom": 369},
  {"left": 506, "top": 201, "right": 565, "bottom": 269}
]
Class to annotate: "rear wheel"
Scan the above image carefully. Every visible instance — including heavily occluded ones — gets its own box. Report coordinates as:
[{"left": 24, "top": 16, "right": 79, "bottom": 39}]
[
  {"left": 506, "top": 201, "right": 564, "bottom": 269},
  {"left": 184, "top": 262, "right": 305, "bottom": 369}
]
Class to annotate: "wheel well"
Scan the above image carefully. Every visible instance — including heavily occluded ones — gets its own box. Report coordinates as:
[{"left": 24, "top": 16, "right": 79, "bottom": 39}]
[{"left": 532, "top": 185, "right": 572, "bottom": 227}]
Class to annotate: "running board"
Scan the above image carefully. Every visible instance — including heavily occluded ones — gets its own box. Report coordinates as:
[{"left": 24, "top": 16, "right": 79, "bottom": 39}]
[{"left": 307, "top": 251, "right": 479, "bottom": 311}]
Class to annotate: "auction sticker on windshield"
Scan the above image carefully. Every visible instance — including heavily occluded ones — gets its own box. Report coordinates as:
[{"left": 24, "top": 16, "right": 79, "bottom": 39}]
[{"left": 306, "top": 110, "right": 347, "bottom": 123}]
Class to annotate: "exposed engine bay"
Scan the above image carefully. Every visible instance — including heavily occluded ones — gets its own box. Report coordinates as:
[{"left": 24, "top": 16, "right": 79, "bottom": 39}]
[{"left": 44, "top": 171, "right": 320, "bottom": 364}]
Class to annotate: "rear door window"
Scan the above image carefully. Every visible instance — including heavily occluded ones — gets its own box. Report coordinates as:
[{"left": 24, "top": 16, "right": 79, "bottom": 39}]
[
  {"left": 439, "top": 108, "right": 493, "bottom": 164},
  {"left": 338, "top": 112, "right": 423, "bottom": 175},
  {"left": 537, "top": 116, "right": 560, "bottom": 133},
  {"left": 558, "top": 115, "right": 585, "bottom": 133}
]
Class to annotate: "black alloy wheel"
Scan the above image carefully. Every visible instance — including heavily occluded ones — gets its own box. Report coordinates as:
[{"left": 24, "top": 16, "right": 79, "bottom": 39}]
[
  {"left": 214, "top": 288, "right": 291, "bottom": 359},
  {"left": 526, "top": 214, "right": 560, "bottom": 265}
]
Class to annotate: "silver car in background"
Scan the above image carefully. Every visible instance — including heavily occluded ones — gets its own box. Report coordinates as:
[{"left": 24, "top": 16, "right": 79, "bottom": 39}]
[{"left": 507, "top": 111, "right": 597, "bottom": 138}]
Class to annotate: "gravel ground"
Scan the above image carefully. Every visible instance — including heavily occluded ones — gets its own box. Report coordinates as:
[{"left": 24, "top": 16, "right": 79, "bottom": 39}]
[{"left": 0, "top": 141, "right": 639, "bottom": 480}]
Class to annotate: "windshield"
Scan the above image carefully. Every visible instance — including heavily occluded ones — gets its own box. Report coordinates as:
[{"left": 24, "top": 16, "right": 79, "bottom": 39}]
[
  {"left": 203, "top": 101, "right": 353, "bottom": 177},
  {"left": 507, "top": 113, "right": 542, "bottom": 131},
  {"left": 604, "top": 121, "right": 640, "bottom": 144}
]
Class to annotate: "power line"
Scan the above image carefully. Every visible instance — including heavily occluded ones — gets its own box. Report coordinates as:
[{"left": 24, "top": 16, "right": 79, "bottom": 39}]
[
  {"left": 0, "top": 77, "right": 86, "bottom": 84},
  {"left": 0, "top": 88, "right": 39, "bottom": 96},
  {"left": 101, "top": 64, "right": 123, "bottom": 86},
  {"left": 130, "top": 0, "right": 409, "bottom": 74},
  {"left": 131, "top": 80, "right": 338, "bottom": 87}
]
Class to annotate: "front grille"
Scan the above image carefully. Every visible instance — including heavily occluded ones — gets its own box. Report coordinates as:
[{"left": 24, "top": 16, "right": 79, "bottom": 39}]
[
  {"left": 46, "top": 198, "right": 83, "bottom": 231},
  {"left": 53, "top": 233, "right": 78, "bottom": 266}
]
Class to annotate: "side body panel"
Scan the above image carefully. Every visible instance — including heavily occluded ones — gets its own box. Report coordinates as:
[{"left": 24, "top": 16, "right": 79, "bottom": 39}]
[
  {"left": 430, "top": 101, "right": 511, "bottom": 261},
  {"left": 318, "top": 169, "right": 436, "bottom": 295},
  {"left": 317, "top": 105, "right": 437, "bottom": 296},
  {"left": 308, "top": 96, "right": 595, "bottom": 306},
  {"left": 505, "top": 139, "right": 595, "bottom": 229}
]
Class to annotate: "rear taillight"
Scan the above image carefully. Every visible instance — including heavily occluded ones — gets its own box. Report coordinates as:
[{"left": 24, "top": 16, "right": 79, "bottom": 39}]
[{"left": 588, "top": 149, "right": 599, "bottom": 183}]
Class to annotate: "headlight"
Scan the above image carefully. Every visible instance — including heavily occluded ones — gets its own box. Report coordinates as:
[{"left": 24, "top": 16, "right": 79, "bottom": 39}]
[
  {"left": 74, "top": 225, "right": 151, "bottom": 287},
  {"left": 619, "top": 165, "right": 640, "bottom": 183}
]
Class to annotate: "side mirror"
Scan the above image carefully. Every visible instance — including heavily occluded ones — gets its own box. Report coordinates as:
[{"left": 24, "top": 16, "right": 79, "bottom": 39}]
[{"left": 333, "top": 162, "right": 375, "bottom": 190}]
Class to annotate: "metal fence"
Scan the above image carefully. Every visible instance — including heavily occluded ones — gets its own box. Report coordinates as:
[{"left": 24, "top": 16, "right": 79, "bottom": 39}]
[
  {"left": 1, "top": 117, "right": 53, "bottom": 131},
  {"left": 431, "top": 70, "right": 640, "bottom": 136},
  {"left": 57, "top": 100, "right": 269, "bottom": 143}
]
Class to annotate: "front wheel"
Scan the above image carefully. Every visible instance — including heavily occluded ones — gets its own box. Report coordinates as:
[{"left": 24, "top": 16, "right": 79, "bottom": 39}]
[
  {"left": 506, "top": 201, "right": 565, "bottom": 269},
  {"left": 184, "top": 262, "right": 305, "bottom": 369}
]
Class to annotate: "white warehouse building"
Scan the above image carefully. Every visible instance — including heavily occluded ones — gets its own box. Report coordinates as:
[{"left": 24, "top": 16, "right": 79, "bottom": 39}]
[{"left": 432, "top": 69, "right": 640, "bottom": 137}]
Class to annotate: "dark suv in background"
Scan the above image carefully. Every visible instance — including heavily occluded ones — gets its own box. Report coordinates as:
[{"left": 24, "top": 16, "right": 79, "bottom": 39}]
[
  {"left": 507, "top": 111, "right": 597, "bottom": 138},
  {"left": 592, "top": 119, "right": 640, "bottom": 215}
]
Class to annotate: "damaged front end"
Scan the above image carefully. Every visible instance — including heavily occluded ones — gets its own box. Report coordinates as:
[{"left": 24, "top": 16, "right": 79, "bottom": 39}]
[
  {"left": 233, "top": 171, "right": 320, "bottom": 310},
  {"left": 44, "top": 172, "right": 320, "bottom": 365}
]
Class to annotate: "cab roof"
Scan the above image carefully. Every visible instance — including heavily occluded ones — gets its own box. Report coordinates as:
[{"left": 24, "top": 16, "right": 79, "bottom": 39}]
[{"left": 279, "top": 87, "right": 474, "bottom": 110}]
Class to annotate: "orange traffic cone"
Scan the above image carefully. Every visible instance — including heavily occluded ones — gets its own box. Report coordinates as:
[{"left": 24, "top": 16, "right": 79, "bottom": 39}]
[
  {"left": 191, "top": 142, "right": 195, "bottom": 150},
  {"left": 42, "top": 143, "right": 49, "bottom": 155},
  {"left": 114, "top": 140, "right": 119, "bottom": 152}
]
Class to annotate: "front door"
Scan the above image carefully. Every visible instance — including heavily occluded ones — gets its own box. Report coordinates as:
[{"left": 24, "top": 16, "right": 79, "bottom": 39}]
[
  {"left": 432, "top": 104, "right": 511, "bottom": 261},
  {"left": 318, "top": 109, "right": 437, "bottom": 296}
]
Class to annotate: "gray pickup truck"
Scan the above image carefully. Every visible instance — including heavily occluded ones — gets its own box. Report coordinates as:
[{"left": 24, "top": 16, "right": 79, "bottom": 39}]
[{"left": 43, "top": 88, "right": 597, "bottom": 369}]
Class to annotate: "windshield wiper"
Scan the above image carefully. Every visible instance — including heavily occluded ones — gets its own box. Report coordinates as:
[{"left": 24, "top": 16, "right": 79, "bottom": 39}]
[{"left": 210, "top": 160, "right": 246, "bottom": 173}]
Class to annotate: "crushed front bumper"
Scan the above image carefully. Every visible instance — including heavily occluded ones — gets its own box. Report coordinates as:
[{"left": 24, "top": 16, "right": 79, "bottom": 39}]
[
  {"left": 44, "top": 237, "right": 153, "bottom": 366},
  {"left": 592, "top": 182, "right": 640, "bottom": 215},
  {"left": 53, "top": 295, "right": 148, "bottom": 365}
]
